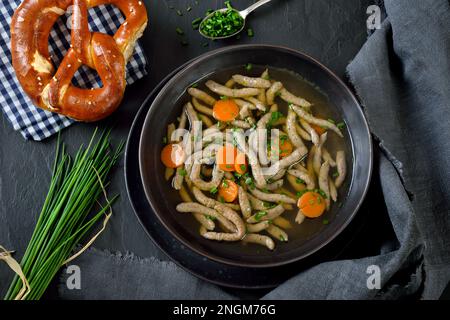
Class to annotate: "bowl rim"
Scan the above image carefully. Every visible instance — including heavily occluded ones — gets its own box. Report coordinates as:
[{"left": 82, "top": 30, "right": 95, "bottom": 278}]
[{"left": 138, "top": 44, "right": 373, "bottom": 268}]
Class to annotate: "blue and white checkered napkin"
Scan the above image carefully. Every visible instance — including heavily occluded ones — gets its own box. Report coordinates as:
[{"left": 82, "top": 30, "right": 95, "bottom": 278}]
[{"left": 0, "top": 0, "right": 148, "bottom": 141}]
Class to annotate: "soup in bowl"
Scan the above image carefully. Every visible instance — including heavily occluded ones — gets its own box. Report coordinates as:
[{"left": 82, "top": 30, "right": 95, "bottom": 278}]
[{"left": 139, "top": 45, "right": 372, "bottom": 267}]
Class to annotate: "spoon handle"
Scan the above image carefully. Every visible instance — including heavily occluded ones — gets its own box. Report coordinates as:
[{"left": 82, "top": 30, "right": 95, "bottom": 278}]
[{"left": 240, "top": 0, "right": 272, "bottom": 19}]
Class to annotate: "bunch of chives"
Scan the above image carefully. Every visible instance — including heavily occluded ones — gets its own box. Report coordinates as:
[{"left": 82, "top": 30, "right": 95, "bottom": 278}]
[{"left": 4, "top": 129, "right": 123, "bottom": 300}]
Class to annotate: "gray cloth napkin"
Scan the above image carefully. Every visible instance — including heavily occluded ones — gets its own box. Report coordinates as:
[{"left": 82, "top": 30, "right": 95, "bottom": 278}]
[{"left": 59, "top": 0, "right": 450, "bottom": 300}]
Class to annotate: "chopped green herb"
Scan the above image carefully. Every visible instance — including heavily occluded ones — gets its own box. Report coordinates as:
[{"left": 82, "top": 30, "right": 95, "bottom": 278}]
[
  {"left": 255, "top": 211, "right": 268, "bottom": 221},
  {"left": 308, "top": 199, "right": 315, "bottom": 205},
  {"left": 262, "top": 188, "right": 269, "bottom": 193},
  {"left": 247, "top": 28, "right": 254, "bottom": 37},
  {"left": 263, "top": 202, "right": 275, "bottom": 208},
  {"left": 296, "top": 190, "right": 308, "bottom": 197},
  {"left": 271, "top": 111, "right": 283, "bottom": 121},
  {"left": 279, "top": 235, "right": 286, "bottom": 241},
  {"left": 176, "top": 9, "right": 183, "bottom": 16},
  {"left": 192, "top": 17, "right": 203, "bottom": 24},
  {"left": 240, "top": 164, "right": 246, "bottom": 171},
  {"left": 322, "top": 219, "right": 329, "bottom": 225},
  {"left": 217, "top": 121, "right": 222, "bottom": 127},
  {"left": 162, "top": 137, "right": 167, "bottom": 144},
  {"left": 205, "top": 215, "right": 217, "bottom": 221},
  {"left": 187, "top": 6, "right": 192, "bottom": 12},
  {"left": 200, "top": 4, "right": 243, "bottom": 38},
  {"left": 295, "top": 177, "right": 306, "bottom": 184},
  {"left": 267, "top": 111, "right": 283, "bottom": 128},
  {"left": 245, "top": 177, "right": 253, "bottom": 185},
  {"left": 327, "top": 118, "right": 336, "bottom": 124},
  {"left": 337, "top": 122, "right": 346, "bottom": 130},
  {"left": 210, "top": 187, "right": 218, "bottom": 194},
  {"left": 222, "top": 180, "right": 229, "bottom": 188},
  {"left": 220, "top": 95, "right": 228, "bottom": 100},
  {"left": 218, "top": 196, "right": 225, "bottom": 203},
  {"left": 175, "top": 27, "right": 184, "bottom": 35},
  {"left": 314, "top": 188, "right": 328, "bottom": 199},
  {"left": 245, "top": 63, "right": 253, "bottom": 71},
  {"left": 179, "top": 169, "right": 187, "bottom": 176},
  {"left": 275, "top": 91, "right": 282, "bottom": 97},
  {"left": 226, "top": 164, "right": 233, "bottom": 169},
  {"left": 280, "top": 135, "right": 288, "bottom": 144},
  {"left": 191, "top": 83, "right": 199, "bottom": 88},
  {"left": 332, "top": 171, "right": 339, "bottom": 178}
]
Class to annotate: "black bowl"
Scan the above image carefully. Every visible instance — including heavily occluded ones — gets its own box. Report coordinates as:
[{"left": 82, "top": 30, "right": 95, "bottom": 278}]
[{"left": 139, "top": 45, "right": 372, "bottom": 268}]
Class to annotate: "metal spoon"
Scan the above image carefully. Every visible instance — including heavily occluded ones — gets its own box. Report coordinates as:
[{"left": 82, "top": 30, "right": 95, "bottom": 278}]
[{"left": 199, "top": 0, "right": 272, "bottom": 40}]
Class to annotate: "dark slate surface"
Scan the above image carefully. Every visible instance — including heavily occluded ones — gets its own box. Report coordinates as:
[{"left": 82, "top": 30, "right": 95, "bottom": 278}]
[{"left": 0, "top": 0, "right": 373, "bottom": 298}]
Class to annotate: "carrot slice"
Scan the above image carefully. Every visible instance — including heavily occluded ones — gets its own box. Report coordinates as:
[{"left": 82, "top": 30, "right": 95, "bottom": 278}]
[
  {"left": 212, "top": 99, "right": 239, "bottom": 122},
  {"left": 279, "top": 139, "right": 293, "bottom": 158},
  {"left": 161, "top": 143, "right": 185, "bottom": 168},
  {"left": 216, "top": 145, "right": 237, "bottom": 172},
  {"left": 218, "top": 179, "right": 239, "bottom": 202},
  {"left": 234, "top": 152, "right": 247, "bottom": 174},
  {"left": 311, "top": 124, "right": 326, "bottom": 135},
  {"left": 297, "top": 191, "right": 326, "bottom": 218}
]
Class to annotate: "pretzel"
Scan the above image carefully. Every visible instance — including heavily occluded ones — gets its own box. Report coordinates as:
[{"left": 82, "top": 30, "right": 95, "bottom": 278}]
[{"left": 10, "top": 0, "right": 148, "bottom": 121}]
